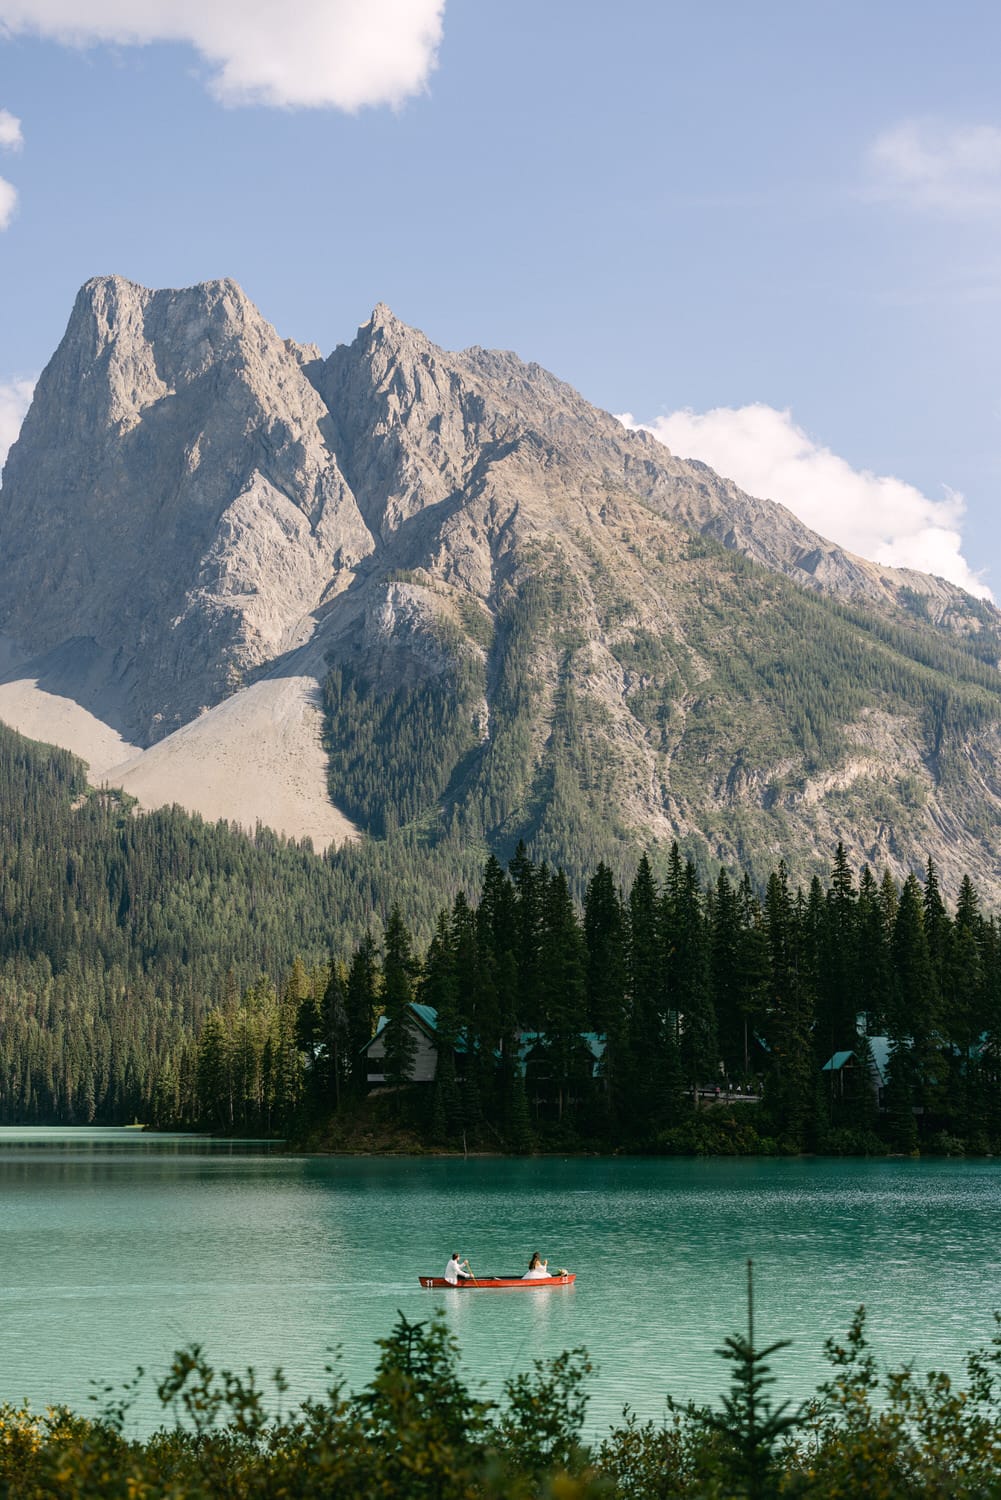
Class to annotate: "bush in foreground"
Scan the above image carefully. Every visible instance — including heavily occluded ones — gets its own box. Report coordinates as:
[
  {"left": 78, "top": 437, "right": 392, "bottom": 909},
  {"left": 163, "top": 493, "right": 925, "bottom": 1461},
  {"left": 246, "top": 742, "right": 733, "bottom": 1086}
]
[{"left": 2, "top": 1271, "right": 1001, "bottom": 1498}]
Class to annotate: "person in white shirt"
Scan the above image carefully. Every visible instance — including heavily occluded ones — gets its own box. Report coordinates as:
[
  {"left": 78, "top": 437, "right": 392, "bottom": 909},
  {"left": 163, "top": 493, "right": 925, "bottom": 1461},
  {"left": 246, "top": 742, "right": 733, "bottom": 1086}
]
[
  {"left": 523, "top": 1252, "right": 550, "bottom": 1279},
  {"left": 444, "top": 1252, "right": 471, "bottom": 1284}
]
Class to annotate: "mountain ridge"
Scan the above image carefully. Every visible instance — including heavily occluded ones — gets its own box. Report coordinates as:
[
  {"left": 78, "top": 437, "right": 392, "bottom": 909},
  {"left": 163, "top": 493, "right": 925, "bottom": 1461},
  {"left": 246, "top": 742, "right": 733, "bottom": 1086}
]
[{"left": 1, "top": 275, "right": 1000, "bottom": 895}]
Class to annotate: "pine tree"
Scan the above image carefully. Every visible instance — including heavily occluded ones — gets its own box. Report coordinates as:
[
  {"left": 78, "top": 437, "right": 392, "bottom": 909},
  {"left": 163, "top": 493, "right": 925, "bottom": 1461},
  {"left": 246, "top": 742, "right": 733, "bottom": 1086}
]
[
  {"left": 672, "top": 860, "right": 717, "bottom": 1104},
  {"left": 626, "top": 855, "right": 681, "bottom": 1135},
  {"left": 819, "top": 843, "right": 859, "bottom": 1054},
  {"left": 884, "top": 1036, "right": 919, "bottom": 1152},
  {"left": 855, "top": 866, "right": 892, "bottom": 1035},
  {"left": 421, "top": 910, "right": 461, "bottom": 1140},
  {"left": 272, "top": 959, "right": 308, "bottom": 1127},
  {"left": 345, "top": 934, "right": 379, "bottom": 1095},
  {"left": 763, "top": 865, "right": 815, "bottom": 1147},
  {"left": 923, "top": 857, "right": 951, "bottom": 1002},
  {"left": 477, "top": 853, "right": 519, "bottom": 1050},
  {"left": 319, "top": 959, "right": 349, "bottom": 1109},
  {"left": 949, "top": 875, "right": 987, "bottom": 1139},
  {"left": 735, "top": 874, "right": 771, "bottom": 1085},
  {"left": 891, "top": 873, "right": 942, "bottom": 1121},
  {"left": 583, "top": 862, "right": 628, "bottom": 1117},
  {"left": 196, "top": 1010, "right": 229, "bottom": 1131},
  {"left": 538, "top": 868, "right": 588, "bottom": 1123},
  {"left": 382, "top": 906, "right": 418, "bottom": 1094},
  {"left": 710, "top": 868, "right": 742, "bottom": 1080},
  {"left": 510, "top": 842, "right": 543, "bottom": 1030}
]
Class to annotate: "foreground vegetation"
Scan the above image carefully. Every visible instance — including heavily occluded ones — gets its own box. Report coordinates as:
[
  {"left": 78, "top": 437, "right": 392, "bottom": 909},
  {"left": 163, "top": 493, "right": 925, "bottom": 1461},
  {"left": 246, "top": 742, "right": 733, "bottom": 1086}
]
[{"left": 2, "top": 1277, "right": 1001, "bottom": 1498}]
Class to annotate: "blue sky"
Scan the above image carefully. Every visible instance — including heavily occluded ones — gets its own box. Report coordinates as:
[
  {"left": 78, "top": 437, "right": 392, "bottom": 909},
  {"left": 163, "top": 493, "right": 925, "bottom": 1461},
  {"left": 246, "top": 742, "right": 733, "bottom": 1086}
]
[{"left": 1, "top": 0, "right": 999, "bottom": 593}]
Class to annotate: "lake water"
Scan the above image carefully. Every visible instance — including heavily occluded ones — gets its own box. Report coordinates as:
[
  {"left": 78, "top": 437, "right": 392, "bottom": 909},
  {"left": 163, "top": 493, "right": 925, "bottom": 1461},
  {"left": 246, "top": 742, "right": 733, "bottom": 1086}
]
[{"left": 1, "top": 1129, "right": 1000, "bottom": 1437}]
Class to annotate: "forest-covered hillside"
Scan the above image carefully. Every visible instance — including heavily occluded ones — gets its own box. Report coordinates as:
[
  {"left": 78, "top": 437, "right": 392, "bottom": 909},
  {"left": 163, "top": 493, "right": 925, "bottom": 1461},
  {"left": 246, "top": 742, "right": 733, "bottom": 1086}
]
[
  {"left": 323, "top": 537, "right": 1001, "bottom": 898},
  {"left": 3, "top": 718, "right": 999, "bottom": 1154},
  {"left": 0, "top": 722, "right": 483, "bottom": 1122}
]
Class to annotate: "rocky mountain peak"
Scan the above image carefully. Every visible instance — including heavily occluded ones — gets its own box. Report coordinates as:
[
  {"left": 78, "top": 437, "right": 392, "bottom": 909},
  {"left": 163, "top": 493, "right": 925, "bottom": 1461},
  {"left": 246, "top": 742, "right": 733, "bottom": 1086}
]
[
  {"left": 366, "top": 300, "right": 412, "bottom": 337},
  {"left": 2, "top": 276, "right": 1000, "bottom": 892},
  {"left": 0, "top": 275, "right": 375, "bottom": 739}
]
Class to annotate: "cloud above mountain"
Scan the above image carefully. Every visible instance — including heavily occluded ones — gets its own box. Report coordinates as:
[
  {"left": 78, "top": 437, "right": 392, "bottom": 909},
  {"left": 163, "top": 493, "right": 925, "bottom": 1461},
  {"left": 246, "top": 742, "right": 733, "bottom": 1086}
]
[
  {"left": 0, "top": 106, "right": 20, "bottom": 229},
  {"left": 0, "top": 177, "right": 15, "bottom": 229},
  {"left": 620, "top": 403, "right": 991, "bottom": 600},
  {"left": 0, "top": 377, "right": 35, "bottom": 470},
  {"left": 0, "top": 108, "right": 22, "bottom": 149},
  {"left": 867, "top": 119, "right": 1001, "bottom": 215},
  {"left": 0, "top": 0, "right": 445, "bottom": 110}
]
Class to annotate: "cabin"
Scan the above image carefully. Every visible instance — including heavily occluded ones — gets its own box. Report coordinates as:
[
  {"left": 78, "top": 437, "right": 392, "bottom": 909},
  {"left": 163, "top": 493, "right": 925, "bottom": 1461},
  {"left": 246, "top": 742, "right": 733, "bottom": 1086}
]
[
  {"left": 364, "top": 1002, "right": 443, "bottom": 1085},
  {"left": 820, "top": 1036, "right": 890, "bottom": 1106},
  {"left": 517, "top": 1031, "right": 606, "bottom": 1119},
  {"left": 362, "top": 1004, "right": 606, "bottom": 1107}
]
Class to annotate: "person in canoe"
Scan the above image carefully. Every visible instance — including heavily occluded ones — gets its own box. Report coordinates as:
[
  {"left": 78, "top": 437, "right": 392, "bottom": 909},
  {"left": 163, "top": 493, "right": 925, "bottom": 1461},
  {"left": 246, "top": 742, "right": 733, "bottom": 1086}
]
[
  {"left": 523, "top": 1252, "right": 550, "bottom": 1279},
  {"left": 444, "top": 1252, "right": 472, "bottom": 1285}
]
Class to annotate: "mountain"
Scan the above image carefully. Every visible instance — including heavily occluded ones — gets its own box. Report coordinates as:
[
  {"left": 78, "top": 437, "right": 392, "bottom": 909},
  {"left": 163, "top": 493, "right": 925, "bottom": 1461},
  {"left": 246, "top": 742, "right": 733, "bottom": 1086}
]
[{"left": 2, "top": 275, "right": 1000, "bottom": 897}]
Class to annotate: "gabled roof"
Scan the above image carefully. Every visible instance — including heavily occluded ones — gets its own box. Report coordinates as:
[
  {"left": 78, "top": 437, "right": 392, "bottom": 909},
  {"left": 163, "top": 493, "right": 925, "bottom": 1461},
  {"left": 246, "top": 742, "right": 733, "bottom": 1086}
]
[
  {"left": 867, "top": 1036, "right": 890, "bottom": 1079},
  {"left": 518, "top": 1031, "right": 606, "bottom": 1078},
  {"left": 363, "top": 1002, "right": 441, "bottom": 1053},
  {"left": 410, "top": 1002, "right": 439, "bottom": 1032},
  {"left": 820, "top": 1037, "right": 889, "bottom": 1084},
  {"left": 517, "top": 1030, "right": 606, "bottom": 1061},
  {"left": 360, "top": 1003, "right": 609, "bottom": 1071}
]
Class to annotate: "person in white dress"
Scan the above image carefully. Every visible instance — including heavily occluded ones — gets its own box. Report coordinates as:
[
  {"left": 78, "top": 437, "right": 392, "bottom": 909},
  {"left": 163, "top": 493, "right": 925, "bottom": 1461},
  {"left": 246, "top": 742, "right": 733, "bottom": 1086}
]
[
  {"left": 523, "top": 1251, "right": 550, "bottom": 1279},
  {"left": 444, "top": 1252, "right": 471, "bottom": 1284}
]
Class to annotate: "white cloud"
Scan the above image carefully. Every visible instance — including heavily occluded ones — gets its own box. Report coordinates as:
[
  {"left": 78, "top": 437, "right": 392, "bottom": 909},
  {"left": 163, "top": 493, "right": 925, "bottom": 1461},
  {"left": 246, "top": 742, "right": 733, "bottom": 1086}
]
[
  {"left": 619, "top": 402, "right": 991, "bottom": 599},
  {"left": 0, "top": 376, "right": 35, "bottom": 470},
  {"left": 0, "top": 108, "right": 20, "bottom": 227},
  {"left": 0, "top": 0, "right": 445, "bottom": 110},
  {"left": 0, "top": 107, "right": 22, "bottom": 149},
  {"left": 867, "top": 120, "right": 1001, "bottom": 214},
  {"left": 0, "top": 174, "right": 16, "bottom": 228}
]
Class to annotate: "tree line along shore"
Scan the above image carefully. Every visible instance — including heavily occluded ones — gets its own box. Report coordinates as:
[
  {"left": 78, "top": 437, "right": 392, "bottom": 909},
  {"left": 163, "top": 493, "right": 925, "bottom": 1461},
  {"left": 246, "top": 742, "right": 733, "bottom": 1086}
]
[
  {"left": 3, "top": 718, "right": 1000, "bottom": 1155},
  {"left": 173, "top": 841, "right": 1000, "bottom": 1157}
]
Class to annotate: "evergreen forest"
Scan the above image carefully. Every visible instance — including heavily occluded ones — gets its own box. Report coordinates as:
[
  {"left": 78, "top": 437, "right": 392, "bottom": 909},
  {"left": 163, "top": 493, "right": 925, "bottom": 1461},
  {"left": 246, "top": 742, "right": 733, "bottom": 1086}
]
[
  {"left": 4, "top": 718, "right": 1001, "bottom": 1154},
  {"left": 321, "top": 540, "right": 1001, "bottom": 896}
]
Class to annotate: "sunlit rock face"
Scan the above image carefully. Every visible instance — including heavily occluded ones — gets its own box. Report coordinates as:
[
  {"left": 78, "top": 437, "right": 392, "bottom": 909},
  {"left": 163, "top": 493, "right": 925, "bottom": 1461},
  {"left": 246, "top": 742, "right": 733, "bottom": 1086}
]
[{"left": 1, "top": 275, "right": 999, "bottom": 888}]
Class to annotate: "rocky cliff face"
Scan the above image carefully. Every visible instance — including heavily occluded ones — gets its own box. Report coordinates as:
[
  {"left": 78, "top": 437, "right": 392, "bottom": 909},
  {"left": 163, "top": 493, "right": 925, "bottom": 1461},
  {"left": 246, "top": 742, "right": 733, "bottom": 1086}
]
[
  {"left": 1, "top": 276, "right": 985, "bottom": 741},
  {"left": 0, "top": 277, "right": 373, "bottom": 736},
  {"left": 1, "top": 277, "right": 1000, "bottom": 893}
]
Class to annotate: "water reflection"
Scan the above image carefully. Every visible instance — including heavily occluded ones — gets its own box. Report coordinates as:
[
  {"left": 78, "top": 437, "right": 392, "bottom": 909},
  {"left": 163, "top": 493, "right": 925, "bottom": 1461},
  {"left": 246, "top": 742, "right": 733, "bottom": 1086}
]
[{"left": 0, "top": 1134, "right": 999, "bottom": 1436}]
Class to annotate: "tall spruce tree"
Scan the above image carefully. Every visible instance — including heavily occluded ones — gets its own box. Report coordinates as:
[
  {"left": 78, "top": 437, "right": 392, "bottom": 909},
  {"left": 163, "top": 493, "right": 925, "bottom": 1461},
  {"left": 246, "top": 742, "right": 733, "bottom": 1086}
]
[
  {"left": 891, "top": 873, "right": 942, "bottom": 1119},
  {"left": 382, "top": 907, "right": 418, "bottom": 1093},
  {"left": 450, "top": 892, "right": 485, "bottom": 1132},
  {"left": 345, "top": 933, "right": 379, "bottom": 1095},
  {"left": 626, "top": 855, "right": 681, "bottom": 1135},
  {"left": 318, "top": 959, "right": 349, "bottom": 1108},
  {"left": 538, "top": 868, "right": 588, "bottom": 1123},
  {"left": 735, "top": 874, "right": 771, "bottom": 1084},
  {"left": 510, "top": 842, "right": 543, "bottom": 1030},
  {"left": 710, "top": 868, "right": 742, "bottom": 1080},
  {"left": 672, "top": 860, "right": 717, "bottom": 1103},
  {"left": 855, "top": 866, "right": 892, "bottom": 1035},
  {"left": 583, "top": 862, "right": 629, "bottom": 1120},
  {"left": 421, "top": 910, "right": 461, "bottom": 1141},
  {"left": 820, "top": 844, "right": 859, "bottom": 1054},
  {"left": 763, "top": 865, "right": 816, "bottom": 1147}
]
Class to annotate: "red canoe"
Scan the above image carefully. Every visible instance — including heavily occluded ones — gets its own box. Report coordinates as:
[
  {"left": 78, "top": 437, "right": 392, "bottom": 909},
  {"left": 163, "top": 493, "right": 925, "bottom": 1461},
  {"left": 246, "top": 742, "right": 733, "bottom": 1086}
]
[{"left": 419, "top": 1272, "right": 576, "bottom": 1289}]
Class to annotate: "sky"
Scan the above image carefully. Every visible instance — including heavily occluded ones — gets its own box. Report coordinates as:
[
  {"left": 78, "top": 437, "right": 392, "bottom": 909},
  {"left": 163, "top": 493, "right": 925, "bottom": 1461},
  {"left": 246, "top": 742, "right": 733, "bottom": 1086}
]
[{"left": 0, "top": 0, "right": 999, "bottom": 596}]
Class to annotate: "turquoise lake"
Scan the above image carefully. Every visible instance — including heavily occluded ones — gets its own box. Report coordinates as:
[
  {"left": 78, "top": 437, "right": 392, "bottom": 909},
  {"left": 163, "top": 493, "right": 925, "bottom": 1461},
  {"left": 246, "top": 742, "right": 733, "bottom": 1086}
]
[{"left": 2, "top": 1129, "right": 1000, "bottom": 1436}]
